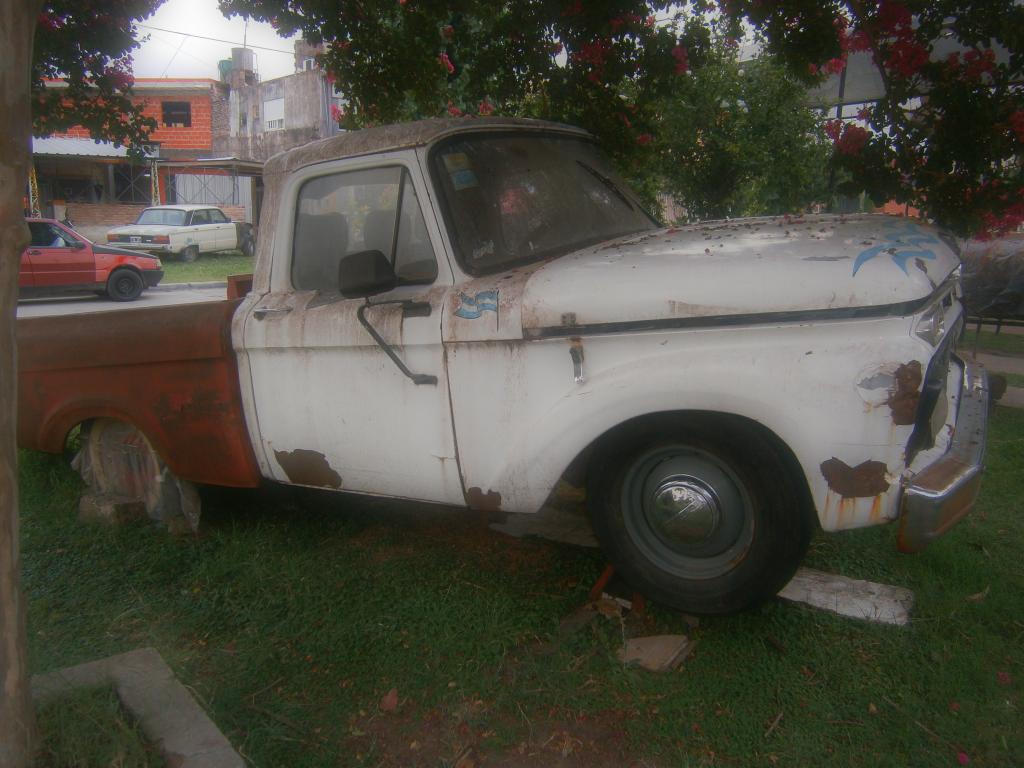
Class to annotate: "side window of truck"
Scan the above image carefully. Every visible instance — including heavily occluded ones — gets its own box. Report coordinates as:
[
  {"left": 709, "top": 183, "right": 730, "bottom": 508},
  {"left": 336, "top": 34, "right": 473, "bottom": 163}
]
[{"left": 292, "top": 166, "right": 439, "bottom": 292}]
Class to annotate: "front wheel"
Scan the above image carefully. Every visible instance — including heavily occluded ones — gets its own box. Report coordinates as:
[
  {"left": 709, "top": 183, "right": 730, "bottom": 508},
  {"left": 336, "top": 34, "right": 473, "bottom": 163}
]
[
  {"left": 587, "top": 416, "right": 813, "bottom": 614},
  {"left": 105, "top": 268, "right": 144, "bottom": 301}
]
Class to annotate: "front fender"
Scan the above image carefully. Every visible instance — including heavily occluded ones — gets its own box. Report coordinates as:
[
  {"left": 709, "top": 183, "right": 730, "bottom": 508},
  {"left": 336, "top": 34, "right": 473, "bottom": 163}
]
[{"left": 447, "top": 317, "right": 926, "bottom": 530}]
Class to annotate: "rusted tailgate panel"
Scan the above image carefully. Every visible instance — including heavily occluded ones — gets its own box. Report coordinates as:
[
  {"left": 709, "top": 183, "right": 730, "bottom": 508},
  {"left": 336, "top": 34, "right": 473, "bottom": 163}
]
[{"left": 17, "top": 300, "right": 261, "bottom": 488}]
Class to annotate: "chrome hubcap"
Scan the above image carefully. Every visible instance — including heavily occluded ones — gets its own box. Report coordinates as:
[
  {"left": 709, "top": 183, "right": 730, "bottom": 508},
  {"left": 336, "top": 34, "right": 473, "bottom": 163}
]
[{"left": 649, "top": 480, "right": 721, "bottom": 545}]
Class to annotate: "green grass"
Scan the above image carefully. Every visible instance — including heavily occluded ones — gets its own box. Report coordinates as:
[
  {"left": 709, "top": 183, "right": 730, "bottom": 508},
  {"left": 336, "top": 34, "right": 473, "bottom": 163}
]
[
  {"left": 1001, "top": 372, "right": 1024, "bottom": 389},
  {"left": 34, "top": 687, "right": 160, "bottom": 767},
  {"left": 159, "top": 251, "right": 253, "bottom": 284},
  {"left": 19, "top": 408, "right": 1024, "bottom": 767},
  {"left": 963, "top": 328, "right": 1024, "bottom": 357}
]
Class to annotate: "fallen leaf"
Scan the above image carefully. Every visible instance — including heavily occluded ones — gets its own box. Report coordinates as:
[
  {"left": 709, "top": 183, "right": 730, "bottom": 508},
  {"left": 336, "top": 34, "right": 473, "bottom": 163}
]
[
  {"left": 379, "top": 687, "right": 399, "bottom": 712},
  {"left": 965, "top": 586, "right": 990, "bottom": 603},
  {"left": 868, "top": 703, "right": 878, "bottom": 715}
]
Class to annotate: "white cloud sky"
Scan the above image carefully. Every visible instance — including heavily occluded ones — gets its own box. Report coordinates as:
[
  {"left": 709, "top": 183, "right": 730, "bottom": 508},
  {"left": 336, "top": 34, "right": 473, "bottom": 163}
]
[{"left": 132, "top": 0, "right": 300, "bottom": 81}]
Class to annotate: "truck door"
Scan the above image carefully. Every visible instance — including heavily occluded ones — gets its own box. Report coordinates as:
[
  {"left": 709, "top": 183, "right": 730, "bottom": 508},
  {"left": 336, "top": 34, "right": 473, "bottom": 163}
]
[{"left": 238, "top": 158, "right": 464, "bottom": 505}]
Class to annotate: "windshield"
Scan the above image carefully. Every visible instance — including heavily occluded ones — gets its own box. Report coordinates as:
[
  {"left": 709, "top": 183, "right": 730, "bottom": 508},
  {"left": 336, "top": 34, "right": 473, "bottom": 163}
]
[
  {"left": 432, "top": 133, "right": 657, "bottom": 275},
  {"left": 136, "top": 208, "right": 187, "bottom": 226}
]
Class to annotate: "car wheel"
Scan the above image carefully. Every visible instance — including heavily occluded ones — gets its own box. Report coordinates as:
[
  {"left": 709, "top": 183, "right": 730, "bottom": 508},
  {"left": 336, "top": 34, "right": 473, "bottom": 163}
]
[
  {"left": 241, "top": 234, "right": 255, "bottom": 259},
  {"left": 587, "top": 416, "right": 813, "bottom": 615},
  {"left": 106, "top": 268, "right": 145, "bottom": 301},
  {"left": 180, "top": 245, "right": 199, "bottom": 262}
]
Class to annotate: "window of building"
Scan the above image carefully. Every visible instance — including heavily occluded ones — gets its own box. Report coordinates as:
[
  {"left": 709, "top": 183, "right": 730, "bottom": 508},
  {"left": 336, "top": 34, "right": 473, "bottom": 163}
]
[
  {"left": 303, "top": 57, "right": 315, "bottom": 71},
  {"left": 263, "top": 97, "right": 285, "bottom": 131},
  {"left": 162, "top": 101, "right": 192, "bottom": 127},
  {"left": 113, "top": 165, "right": 152, "bottom": 204}
]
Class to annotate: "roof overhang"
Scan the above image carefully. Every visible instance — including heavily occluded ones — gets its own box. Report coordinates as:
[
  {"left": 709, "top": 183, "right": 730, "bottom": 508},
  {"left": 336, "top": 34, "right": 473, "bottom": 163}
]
[{"left": 31, "top": 136, "right": 157, "bottom": 159}]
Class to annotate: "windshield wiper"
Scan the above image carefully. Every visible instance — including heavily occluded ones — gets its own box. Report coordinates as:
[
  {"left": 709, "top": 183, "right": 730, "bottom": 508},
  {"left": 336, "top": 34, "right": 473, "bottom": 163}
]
[{"left": 576, "top": 161, "right": 635, "bottom": 212}]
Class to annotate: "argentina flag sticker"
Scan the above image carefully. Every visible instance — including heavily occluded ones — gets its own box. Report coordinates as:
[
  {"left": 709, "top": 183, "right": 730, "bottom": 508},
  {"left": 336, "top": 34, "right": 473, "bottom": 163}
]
[{"left": 454, "top": 290, "right": 499, "bottom": 319}]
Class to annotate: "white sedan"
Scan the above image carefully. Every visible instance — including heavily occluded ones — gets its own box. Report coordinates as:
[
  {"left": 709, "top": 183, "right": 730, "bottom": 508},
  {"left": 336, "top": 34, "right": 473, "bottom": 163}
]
[{"left": 107, "top": 205, "right": 256, "bottom": 262}]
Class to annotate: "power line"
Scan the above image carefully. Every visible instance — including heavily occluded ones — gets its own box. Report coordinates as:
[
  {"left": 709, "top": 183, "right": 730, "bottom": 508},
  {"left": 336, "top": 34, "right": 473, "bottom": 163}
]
[{"left": 137, "top": 23, "right": 295, "bottom": 54}]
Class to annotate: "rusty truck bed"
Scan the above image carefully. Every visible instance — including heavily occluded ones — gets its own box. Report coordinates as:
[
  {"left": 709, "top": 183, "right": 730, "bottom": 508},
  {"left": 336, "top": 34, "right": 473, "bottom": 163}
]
[{"left": 17, "top": 300, "right": 261, "bottom": 488}]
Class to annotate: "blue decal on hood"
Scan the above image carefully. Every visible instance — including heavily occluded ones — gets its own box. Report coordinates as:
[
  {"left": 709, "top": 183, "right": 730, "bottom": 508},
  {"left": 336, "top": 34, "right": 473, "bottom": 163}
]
[
  {"left": 853, "top": 222, "right": 938, "bottom": 276},
  {"left": 454, "top": 290, "right": 498, "bottom": 319}
]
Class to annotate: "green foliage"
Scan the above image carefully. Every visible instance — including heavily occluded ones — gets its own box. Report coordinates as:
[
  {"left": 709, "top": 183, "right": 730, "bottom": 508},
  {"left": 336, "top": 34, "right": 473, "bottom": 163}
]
[
  {"left": 221, "top": 0, "right": 1021, "bottom": 236},
  {"left": 655, "top": 49, "right": 830, "bottom": 220},
  {"left": 727, "top": 0, "right": 1024, "bottom": 236},
  {"left": 32, "top": 2, "right": 165, "bottom": 153}
]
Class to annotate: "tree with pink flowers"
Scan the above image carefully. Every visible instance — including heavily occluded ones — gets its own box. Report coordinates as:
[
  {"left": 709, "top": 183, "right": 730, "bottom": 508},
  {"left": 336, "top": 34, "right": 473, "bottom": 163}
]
[{"left": 222, "top": 0, "right": 1021, "bottom": 236}]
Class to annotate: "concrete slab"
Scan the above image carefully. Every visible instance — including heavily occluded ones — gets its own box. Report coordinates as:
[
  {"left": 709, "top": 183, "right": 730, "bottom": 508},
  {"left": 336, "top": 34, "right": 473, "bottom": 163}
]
[
  {"left": 618, "top": 635, "right": 694, "bottom": 672},
  {"left": 996, "top": 386, "right": 1024, "bottom": 409},
  {"left": 778, "top": 568, "right": 914, "bottom": 626},
  {"left": 32, "top": 648, "right": 243, "bottom": 768}
]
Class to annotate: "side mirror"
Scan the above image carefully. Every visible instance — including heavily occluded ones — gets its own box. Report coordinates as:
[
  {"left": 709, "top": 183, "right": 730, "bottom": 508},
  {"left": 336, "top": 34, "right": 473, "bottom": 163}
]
[{"left": 338, "top": 249, "right": 396, "bottom": 298}]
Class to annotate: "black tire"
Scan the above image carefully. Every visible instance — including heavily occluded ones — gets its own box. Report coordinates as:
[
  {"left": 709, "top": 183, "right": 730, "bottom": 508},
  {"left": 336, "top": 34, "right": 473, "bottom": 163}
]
[
  {"left": 180, "top": 245, "right": 199, "bottom": 262},
  {"left": 105, "top": 268, "right": 144, "bottom": 301},
  {"left": 587, "top": 415, "right": 813, "bottom": 615},
  {"left": 240, "top": 234, "right": 255, "bottom": 259}
]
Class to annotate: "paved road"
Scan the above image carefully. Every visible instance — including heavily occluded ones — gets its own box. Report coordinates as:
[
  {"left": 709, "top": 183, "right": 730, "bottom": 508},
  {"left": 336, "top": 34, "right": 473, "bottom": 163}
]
[{"left": 16, "top": 284, "right": 228, "bottom": 319}]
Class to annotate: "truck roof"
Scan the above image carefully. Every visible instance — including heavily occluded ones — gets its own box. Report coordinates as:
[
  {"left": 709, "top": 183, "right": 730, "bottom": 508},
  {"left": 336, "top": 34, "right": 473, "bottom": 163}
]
[{"left": 263, "top": 117, "right": 591, "bottom": 177}]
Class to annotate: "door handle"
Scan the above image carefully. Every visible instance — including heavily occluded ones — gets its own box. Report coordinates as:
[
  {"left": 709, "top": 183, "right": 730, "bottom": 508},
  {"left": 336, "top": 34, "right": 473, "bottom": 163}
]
[
  {"left": 253, "top": 306, "right": 293, "bottom": 320},
  {"left": 29, "top": 250, "right": 41, "bottom": 255}
]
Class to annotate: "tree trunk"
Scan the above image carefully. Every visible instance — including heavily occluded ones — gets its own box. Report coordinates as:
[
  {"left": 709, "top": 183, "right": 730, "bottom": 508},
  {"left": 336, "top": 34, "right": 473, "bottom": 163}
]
[{"left": 0, "top": 3, "right": 42, "bottom": 766}]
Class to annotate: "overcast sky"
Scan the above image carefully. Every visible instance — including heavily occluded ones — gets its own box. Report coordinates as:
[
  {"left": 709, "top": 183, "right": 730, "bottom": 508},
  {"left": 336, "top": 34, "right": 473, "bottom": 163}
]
[{"left": 132, "top": 0, "right": 300, "bottom": 82}]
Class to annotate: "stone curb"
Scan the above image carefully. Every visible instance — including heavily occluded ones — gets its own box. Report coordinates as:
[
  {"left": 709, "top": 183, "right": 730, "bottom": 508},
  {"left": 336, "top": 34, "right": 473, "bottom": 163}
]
[
  {"left": 153, "top": 281, "right": 228, "bottom": 292},
  {"left": 32, "top": 648, "right": 243, "bottom": 768}
]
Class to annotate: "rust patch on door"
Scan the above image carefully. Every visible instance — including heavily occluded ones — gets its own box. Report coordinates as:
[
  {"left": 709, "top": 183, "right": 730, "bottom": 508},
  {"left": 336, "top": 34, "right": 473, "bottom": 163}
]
[
  {"left": 466, "top": 487, "right": 502, "bottom": 512},
  {"left": 274, "top": 449, "right": 342, "bottom": 489},
  {"left": 820, "top": 457, "right": 890, "bottom": 498},
  {"left": 888, "top": 361, "right": 922, "bottom": 425}
]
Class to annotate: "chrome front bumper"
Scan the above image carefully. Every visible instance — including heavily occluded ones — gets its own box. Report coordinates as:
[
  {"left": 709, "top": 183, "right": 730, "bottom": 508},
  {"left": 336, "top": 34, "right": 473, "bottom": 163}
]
[{"left": 898, "top": 358, "right": 990, "bottom": 553}]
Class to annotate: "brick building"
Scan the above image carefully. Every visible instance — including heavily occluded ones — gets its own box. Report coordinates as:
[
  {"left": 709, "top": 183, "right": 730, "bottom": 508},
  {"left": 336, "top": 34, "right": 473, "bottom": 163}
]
[{"left": 31, "top": 78, "right": 247, "bottom": 241}]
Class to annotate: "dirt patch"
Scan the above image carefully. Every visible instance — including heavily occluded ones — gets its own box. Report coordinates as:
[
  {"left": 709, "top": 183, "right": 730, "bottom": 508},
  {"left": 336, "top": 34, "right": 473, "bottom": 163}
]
[{"left": 347, "top": 702, "right": 647, "bottom": 767}]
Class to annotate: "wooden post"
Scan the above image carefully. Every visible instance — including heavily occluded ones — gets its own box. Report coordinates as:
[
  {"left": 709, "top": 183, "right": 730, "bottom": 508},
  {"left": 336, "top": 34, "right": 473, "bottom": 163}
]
[{"left": 0, "top": 3, "right": 43, "bottom": 766}]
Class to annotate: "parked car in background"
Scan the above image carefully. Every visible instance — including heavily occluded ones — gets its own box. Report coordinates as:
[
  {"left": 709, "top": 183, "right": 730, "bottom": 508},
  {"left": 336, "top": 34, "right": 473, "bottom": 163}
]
[
  {"left": 19, "top": 218, "right": 164, "bottom": 302},
  {"left": 106, "top": 205, "right": 256, "bottom": 262}
]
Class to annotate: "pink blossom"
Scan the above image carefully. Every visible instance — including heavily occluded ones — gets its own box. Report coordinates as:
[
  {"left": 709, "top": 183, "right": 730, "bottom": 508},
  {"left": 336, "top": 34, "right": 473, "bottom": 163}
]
[
  {"left": 636, "top": 133, "right": 653, "bottom": 145},
  {"left": 672, "top": 45, "right": 689, "bottom": 75},
  {"left": 439, "top": 52, "right": 455, "bottom": 74},
  {"left": 824, "top": 57, "right": 847, "bottom": 75},
  {"left": 446, "top": 101, "right": 463, "bottom": 117},
  {"left": 957, "top": 752, "right": 970, "bottom": 765},
  {"left": 997, "top": 670, "right": 1012, "bottom": 686},
  {"left": 330, "top": 104, "right": 345, "bottom": 122},
  {"left": 836, "top": 124, "right": 870, "bottom": 155},
  {"left": 478, "top": 99, "right": 494, "bottom": 116}
]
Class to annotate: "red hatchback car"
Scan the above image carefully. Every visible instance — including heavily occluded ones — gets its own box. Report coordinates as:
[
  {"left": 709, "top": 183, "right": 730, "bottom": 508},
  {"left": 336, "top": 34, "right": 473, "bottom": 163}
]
[{"left": 19, "top": 218, "right": 164, "bottom": 302}]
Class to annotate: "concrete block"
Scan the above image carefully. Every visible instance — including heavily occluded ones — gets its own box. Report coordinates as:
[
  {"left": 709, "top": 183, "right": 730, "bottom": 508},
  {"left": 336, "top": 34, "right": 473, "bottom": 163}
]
[{"left": 618, "top": 635, "right": 693, "bottom": 672}]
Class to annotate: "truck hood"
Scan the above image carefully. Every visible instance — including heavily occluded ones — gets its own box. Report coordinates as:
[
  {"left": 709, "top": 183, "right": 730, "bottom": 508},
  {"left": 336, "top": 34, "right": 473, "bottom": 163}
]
[{"left": 520, "top": 214, "right": 960, "bottom": 333}]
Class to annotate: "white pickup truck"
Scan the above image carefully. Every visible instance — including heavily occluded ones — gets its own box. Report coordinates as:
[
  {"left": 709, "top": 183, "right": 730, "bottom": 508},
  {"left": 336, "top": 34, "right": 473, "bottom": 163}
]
[{"left": 16, "top": 117, "right": 990, "bottom": 614}]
